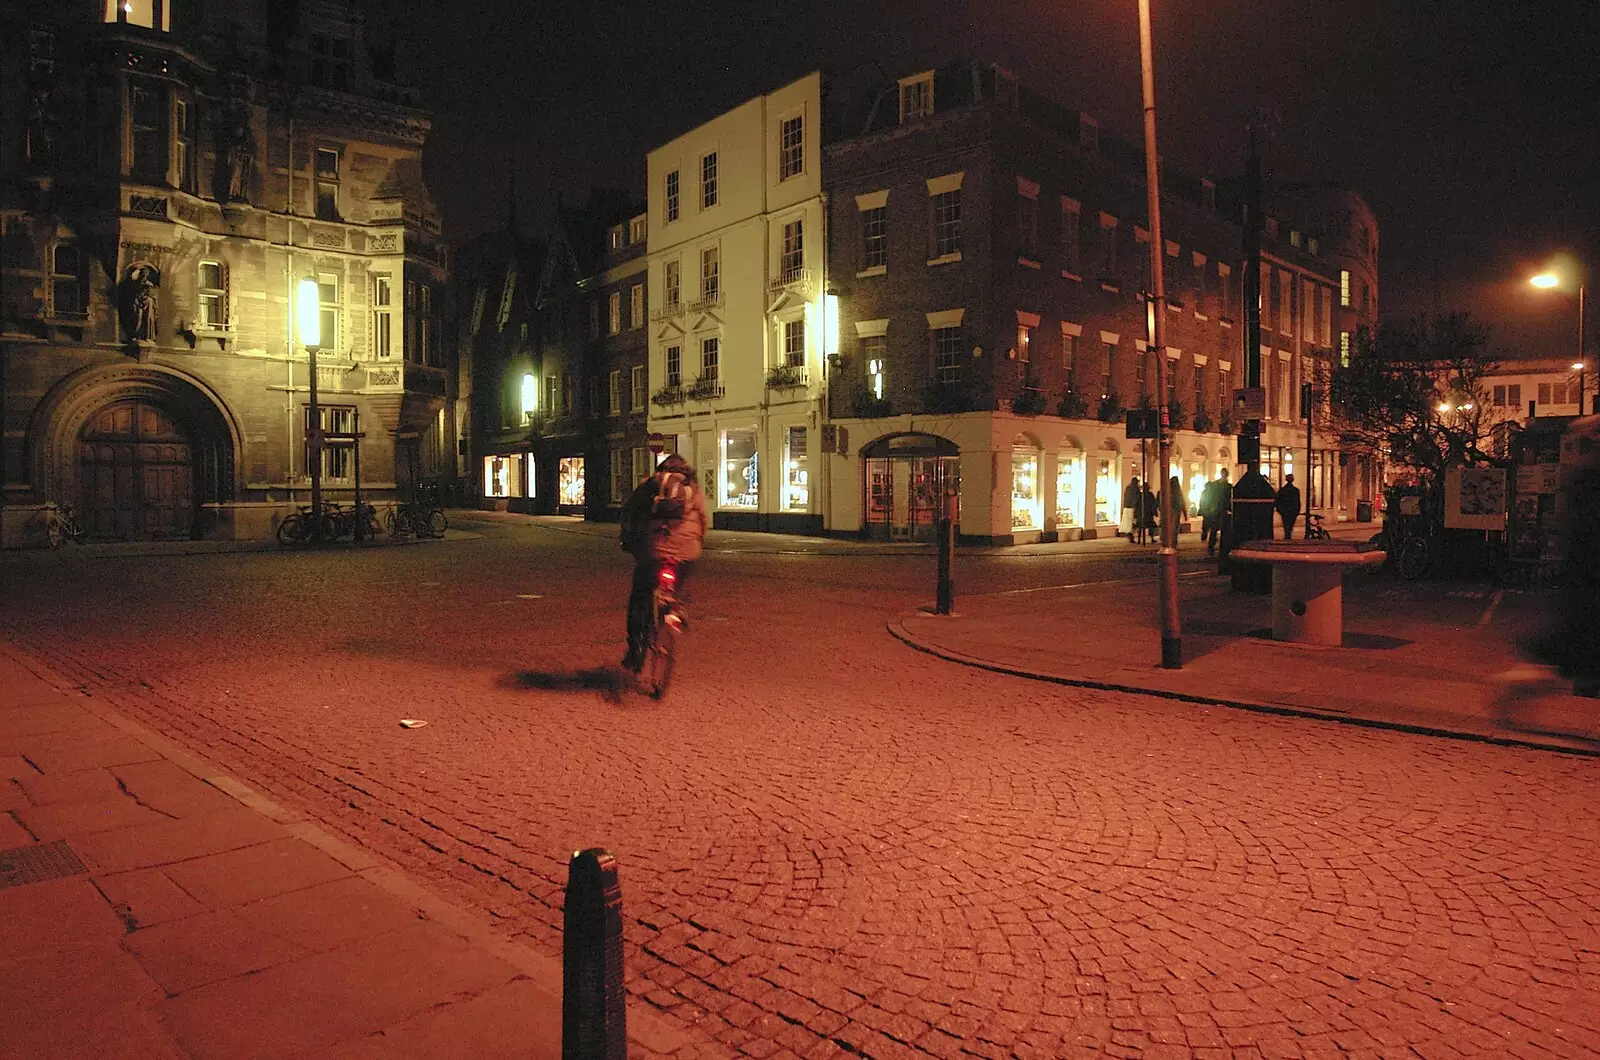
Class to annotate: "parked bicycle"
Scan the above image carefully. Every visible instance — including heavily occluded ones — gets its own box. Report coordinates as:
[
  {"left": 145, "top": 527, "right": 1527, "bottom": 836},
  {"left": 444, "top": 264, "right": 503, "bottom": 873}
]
[
  {"left": 1305, "top": 512, "right": 1332, "bottom": 540},
  {"left": 40, "top": 501, "right": 86, "bottom": 547},
  {"left": 630, "top": 562, "right": 684, "bottom": 699},
  {"left": 383, "top": 500, "right": 446, "bottom": 538}
]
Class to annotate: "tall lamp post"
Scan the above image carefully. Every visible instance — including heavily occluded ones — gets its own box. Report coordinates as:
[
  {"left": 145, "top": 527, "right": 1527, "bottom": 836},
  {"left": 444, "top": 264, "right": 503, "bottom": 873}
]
[
  {"left": 1137, "top": 0, "right": 1182, "bottom": 668},
  {"left": 1530, "top": 271, "right": 1586, "bottom": 415},
  {"left": 297, "top": 277, "right": 324, "bottom": 543}
]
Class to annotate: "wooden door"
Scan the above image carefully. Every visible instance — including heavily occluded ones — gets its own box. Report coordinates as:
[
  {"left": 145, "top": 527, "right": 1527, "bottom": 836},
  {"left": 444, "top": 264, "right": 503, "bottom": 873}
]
[{"left": 78, "top": 401, "right": 194, "bottom": 539}]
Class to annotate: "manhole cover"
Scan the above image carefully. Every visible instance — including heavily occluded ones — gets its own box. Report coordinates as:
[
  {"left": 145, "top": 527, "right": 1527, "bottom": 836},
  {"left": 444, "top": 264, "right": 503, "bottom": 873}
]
[{"left": 0, "top": 839, "right": 87, "bottom": 890}]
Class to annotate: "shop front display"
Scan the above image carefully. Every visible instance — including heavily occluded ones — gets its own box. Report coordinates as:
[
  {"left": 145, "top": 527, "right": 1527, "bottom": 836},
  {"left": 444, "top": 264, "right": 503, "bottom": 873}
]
[
  {"left": 783, "top": 425, "right": 809, "bottom": 512},
  {"left": 1011, "top": 442, "right": 1041, "bottom": 532},
  {"left": 1055, "top": 453, "right": 1085, "bottom": 530},
  {"left": 483, "top": 454, "right": 527, "bottom": 499},
  {"left": 559, "top": 456, "right": 585, "bottom": 507},
  {"left": 723, "top": 428, "right": 759, "bottom": 509},
  {"left": 1094, "top": 457, "right": 1118, "bottom": 527}
]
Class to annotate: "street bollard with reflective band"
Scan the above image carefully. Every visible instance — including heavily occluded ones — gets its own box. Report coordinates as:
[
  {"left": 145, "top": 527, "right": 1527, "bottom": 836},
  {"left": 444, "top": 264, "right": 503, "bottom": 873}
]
[
  {"left": 936, "top": 488, "right": 957, "bottom": 614},
  {"left": 563, "top": 848, "right": 626, "bottom": 1060}
]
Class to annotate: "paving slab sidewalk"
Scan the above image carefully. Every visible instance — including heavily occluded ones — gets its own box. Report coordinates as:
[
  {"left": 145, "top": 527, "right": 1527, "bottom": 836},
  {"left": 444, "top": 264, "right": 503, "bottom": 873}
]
[
  {"left": 890, "top": 571, "right": 1600, "bottom": 755},
  {"left": 0, "top": 642, "right": 690, "bottom": 1060}
]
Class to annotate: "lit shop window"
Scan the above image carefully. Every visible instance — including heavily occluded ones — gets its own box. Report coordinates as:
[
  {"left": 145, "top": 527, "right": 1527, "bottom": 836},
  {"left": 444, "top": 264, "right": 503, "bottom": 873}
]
[
  {"left": 723, "top": 428, "right": 758, "bottom": 509},
  {"left": 1055, "top": 454, "right": 1084, "bottom": 529},
  {"left": 104, "top": 0, "right": 170, "bottom": 31},
  {"left": 1094, "top": 457, "right": 1117, "bottom": 526},
  {"left": 784, "top": 425, "right": 809, "bottom": 511},
  {"left": 1010, "top": 442, "right": 1041, "bottom": 531},
  {"left": 483, "top": 454, "right": 527, "bottom": 499},
  {"left": 1188, "top": 464, "right": 1208, "bottom": 515},
  {"left": 559, "top": 457, "right": 586, "bottom": 507}
]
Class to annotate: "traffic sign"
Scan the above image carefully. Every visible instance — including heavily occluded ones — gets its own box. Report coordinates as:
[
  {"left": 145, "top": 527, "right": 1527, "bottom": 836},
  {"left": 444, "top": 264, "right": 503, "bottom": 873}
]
[
  {"left": 1125, "top": 408, "right": 1158, "bottom": 439},
  {"left": 647, "top": 432, "right": 666, "bottom": 454}
]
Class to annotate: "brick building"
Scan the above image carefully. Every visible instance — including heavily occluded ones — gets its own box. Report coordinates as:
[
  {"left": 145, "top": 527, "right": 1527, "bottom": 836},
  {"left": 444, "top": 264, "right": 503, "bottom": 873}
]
[
  {"left": 821, "top": 61, "right": 1379, "bottom": 543},
  {"left": 457, "top": 190, "right": 648, "bottom": 520},
  {"left": 0, "top": 0, "right": 450, "bottom": 547}
]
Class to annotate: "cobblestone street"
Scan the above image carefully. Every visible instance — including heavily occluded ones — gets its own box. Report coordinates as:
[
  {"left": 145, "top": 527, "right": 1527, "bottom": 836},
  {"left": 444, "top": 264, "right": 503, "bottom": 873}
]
[{"left": 3, "top": 518, "right": 1597, "bottom": 1058}]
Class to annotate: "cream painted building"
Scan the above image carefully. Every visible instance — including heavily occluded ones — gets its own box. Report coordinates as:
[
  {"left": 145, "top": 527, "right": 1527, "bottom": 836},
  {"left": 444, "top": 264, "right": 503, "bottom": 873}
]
[{"left": 645, "top": 72, "right": 831, "bottom": 533}]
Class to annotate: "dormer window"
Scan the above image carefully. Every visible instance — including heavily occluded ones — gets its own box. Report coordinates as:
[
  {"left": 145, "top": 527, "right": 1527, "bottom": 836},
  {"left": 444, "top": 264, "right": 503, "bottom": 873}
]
[
  {"left": 104, "top": 0, "right": 170, "bottom": 31},
  {"left": 1079, "top": 113, "right": 1099, "bottom": 153},
  {"left": 629, "top": 215, "right": 646, "bottom": 243},
  {"left": 899, "top": 73, "right": 933, "bottom": 123},
  {"left": 608, "top": 226, "right": 623, "bottom": 251}
]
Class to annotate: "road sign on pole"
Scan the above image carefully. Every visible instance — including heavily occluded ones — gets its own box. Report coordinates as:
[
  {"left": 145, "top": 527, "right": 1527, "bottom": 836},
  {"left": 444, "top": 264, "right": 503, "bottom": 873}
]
[{"left": 647, "top": 432, "right": 666, "bottom": 454}]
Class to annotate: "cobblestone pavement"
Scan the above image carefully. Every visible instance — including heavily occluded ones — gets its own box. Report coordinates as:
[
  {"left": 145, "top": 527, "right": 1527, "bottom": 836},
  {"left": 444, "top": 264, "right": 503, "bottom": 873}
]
[{"left": 4, "top": 521, "right": 1598, "bottom": 1059}]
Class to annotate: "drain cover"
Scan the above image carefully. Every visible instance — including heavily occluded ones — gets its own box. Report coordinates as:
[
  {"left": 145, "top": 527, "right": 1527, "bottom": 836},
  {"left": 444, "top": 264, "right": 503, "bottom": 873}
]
[{"left": 0, "top": 839, "right": 87, "bottom": 890}]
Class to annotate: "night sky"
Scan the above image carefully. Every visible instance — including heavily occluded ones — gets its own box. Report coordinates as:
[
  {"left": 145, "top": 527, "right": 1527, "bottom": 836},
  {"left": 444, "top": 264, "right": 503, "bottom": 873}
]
[{"left": 393, "top": 0, "right": 1599, "bottom": 361}]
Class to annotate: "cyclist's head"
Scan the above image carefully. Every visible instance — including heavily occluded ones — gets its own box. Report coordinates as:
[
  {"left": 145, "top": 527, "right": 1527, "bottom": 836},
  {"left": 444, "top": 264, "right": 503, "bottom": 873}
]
[{"left": 658, "top": 453, "right": 694, "bottom": 481}]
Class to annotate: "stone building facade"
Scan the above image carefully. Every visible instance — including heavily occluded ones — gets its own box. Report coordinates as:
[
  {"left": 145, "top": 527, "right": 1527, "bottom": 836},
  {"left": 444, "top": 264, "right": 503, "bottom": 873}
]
[
  {"left": 0, "top": 0, "right": 449, "bottom": 546},
  {"left": 820, "top": 61, "right": 1379, "bottom": 543}
]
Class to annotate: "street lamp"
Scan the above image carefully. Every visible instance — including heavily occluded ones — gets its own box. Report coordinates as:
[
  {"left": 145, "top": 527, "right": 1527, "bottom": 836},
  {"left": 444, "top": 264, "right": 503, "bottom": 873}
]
[
  {"left": 1530, "top": 270, "right": 1587, "bottom": 415},
  {"left": 297, "top": 276, "right": 324, "bottom": 542}
]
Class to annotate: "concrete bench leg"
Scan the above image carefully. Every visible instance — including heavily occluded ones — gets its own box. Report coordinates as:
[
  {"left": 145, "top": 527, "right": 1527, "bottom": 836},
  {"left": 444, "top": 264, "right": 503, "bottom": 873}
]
[{"left": 1271, "top": 564, "right": 1345, "bottom": 645}]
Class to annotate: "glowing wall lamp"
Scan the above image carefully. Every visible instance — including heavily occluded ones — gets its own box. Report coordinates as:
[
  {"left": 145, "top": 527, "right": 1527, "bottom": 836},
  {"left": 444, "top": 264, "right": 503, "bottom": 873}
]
[
  {"left": 521, "top": 372, "right": 537, "bottom": 424},
  {"left": 297, "top": 277, "right": 325, "bottom": 541}
]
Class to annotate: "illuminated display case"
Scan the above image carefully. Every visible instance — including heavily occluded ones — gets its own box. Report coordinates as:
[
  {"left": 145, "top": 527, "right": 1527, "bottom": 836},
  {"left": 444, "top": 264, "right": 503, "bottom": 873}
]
[
  {"left": 1011, "top": 445, "right": 1041, "bottom": 530},
  {"left": 1055, "top": 454, "right": 1084, "bottom": 528},
  {"left": 723, "top": 429, "right": 758, "bottom": 509},
  {"left": 559, "top": 457, "right": 585, "bottom": 506},
  {"left": 1094, "top": 457, "right": 1117, "bottom": 525},
  {"left": 783, "top": 425, "right": 809, "bottom": 511}
]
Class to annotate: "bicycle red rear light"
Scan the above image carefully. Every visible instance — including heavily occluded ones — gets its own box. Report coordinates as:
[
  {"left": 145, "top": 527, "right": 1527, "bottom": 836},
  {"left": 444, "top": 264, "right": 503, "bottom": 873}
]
[{"left": 660, "top": 567, "right": 677, "bottom": 585}]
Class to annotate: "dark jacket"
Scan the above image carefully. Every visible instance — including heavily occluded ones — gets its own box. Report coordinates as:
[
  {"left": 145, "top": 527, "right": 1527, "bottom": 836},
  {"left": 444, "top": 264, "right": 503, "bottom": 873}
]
[{"left": 1275, "top": 483, "right": 1302, "bottom": 518}]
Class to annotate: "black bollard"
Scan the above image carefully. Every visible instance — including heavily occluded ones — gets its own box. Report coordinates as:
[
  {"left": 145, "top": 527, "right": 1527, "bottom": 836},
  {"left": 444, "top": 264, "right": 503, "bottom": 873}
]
[
  {"left": 563, "top": 848, "right": 626, "bottom": 1060},
  {"left": 935, "top": 487, "right": 957, "bottom": 614}
]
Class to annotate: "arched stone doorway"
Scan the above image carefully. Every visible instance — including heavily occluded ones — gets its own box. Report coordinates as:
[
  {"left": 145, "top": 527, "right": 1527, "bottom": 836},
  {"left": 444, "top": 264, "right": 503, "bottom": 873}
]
[
  {"left": 861, "top": 432, "right": 960, "bottom": 541},
  {"left": 78, "top": 401, "right": 195, "bottom": 539},
  {"left": 32, "top": 364, "right": 238, "bottom": 541}
]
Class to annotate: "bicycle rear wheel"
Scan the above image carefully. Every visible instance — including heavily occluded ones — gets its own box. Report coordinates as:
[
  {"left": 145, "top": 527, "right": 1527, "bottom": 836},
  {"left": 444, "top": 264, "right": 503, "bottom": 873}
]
[
  {"left": 277, "top": 514, "right": 306, "bottom": 546},
  {"left": 639, "top": 613, "right": 677, "bottom": 700},
  {"left": 1397, "top": 536, "right": 1428, "bottom": 580},
  {"left": 424, "top": 508, "right": 447, "bottom": 537},
  {"left": 46, "top": 519, "right": 63, "bottom": 548}
]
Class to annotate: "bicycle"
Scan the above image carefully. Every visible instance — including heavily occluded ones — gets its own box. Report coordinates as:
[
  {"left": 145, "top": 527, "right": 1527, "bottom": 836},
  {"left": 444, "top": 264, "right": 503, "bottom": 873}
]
[
  {"left": 40, "top": 502, "right": 86, "bottom": 547},
  {"left": 1305, "top": 513, "right": 1332, "bottom": 540},
  {"left": 630, "top": 563, "right": 683, "bottom": 699},
  {"left": 277, "top": 505, "right": 320, "bottom": 546},
  {"left": 386, "top": 500, "right": 445, "bottom": 538}
]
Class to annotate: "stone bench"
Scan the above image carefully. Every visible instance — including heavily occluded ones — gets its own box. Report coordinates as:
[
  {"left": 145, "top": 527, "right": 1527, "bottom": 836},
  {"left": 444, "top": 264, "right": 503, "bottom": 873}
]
[{"left": 1228, "top": 540, "right": 1388, "bottom": 646}]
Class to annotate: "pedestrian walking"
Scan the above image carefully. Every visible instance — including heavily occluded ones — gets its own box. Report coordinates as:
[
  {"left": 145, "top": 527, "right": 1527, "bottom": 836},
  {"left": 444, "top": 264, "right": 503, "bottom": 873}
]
[
  {"left": 1167, "top": 475, "right": 1188, "bottom": 535},
  {"left": 1206, "top": 469, "right": 1233, "bottom": 557},
  {"left": 1275, "top": 473, "right": 1302, "bottom": 540},
  {"left": 1140, "top": 482, "right": 1159, "bottom": 544},
  {"left": 1120, "top": 477, "right": 1141, "bottom": 540}
]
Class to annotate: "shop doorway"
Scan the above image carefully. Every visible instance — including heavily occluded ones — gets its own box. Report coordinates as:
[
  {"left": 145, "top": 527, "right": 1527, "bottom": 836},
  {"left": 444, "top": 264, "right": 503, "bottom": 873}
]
[
  {"left": 77, "top": 400, "right": 195, "bottom": 539},
  {"left": 863, "top": 433, "right": 960, "bottom": 542}
]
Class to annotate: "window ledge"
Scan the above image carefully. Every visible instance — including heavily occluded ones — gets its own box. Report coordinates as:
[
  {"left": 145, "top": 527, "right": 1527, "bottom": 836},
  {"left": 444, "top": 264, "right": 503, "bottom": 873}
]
[
  {"left": 1099, "top": 281, "right": 1121, "bottom": 293},
  {"left": 927, "top": 252, "right": 963, "bottom": 267},
  {"left": 1167, "top": 300, "right": 1182, "bottom": 312},
  {"left": 1220, "top": 317, "right": 1234, "bottom": 328},
  {"left": 856, "top": 265, "right": 886, "bottom": 278},
  {"left": 1193, "top": 313, "right": 1209, "bottom": 322},
  {"left": 1061, "top": 270, "right": 1082, "bottom": 282},
  {"left": 1018, "top": 256, "right": 1042, "bottom": 270}
]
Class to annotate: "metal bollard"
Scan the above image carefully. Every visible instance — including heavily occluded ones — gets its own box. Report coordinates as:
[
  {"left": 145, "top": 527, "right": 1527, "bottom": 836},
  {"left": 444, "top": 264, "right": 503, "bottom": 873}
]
[
  {"left": 935, "top": 487, "right": 957, "bottom": 614},
  {"left": 563, "top": 848, "right": 626, "bottom": 1060}
]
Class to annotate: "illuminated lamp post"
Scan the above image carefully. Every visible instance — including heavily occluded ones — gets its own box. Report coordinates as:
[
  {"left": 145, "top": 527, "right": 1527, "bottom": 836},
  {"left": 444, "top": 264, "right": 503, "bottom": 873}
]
[
  {"left": 1530, "top": 270, "right": 1587, "bottom": 415},
  {"left": 297, "top": 277, "right": 324, "bottom": 543}
]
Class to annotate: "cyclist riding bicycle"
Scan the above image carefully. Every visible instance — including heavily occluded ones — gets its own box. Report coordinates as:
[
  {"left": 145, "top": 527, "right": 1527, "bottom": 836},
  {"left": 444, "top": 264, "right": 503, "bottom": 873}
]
[{"left": 620, "top": 453, "right": 707, "bottom": 671}]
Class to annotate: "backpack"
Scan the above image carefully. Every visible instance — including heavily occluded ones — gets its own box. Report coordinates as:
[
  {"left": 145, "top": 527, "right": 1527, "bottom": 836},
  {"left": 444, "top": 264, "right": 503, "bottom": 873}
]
[{"left": 650, "top": 471, "right": 687, "bottom": 522}]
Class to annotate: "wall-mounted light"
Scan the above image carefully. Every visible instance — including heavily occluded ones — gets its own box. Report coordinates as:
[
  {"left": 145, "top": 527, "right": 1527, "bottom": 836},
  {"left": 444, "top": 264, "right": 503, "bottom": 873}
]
[
  {"left": 296, "top": 277, "right": 321, "bottom": 348},
  {"left": 521, "top": 372, "right": 537, "bottom": 419},
  {"left": 824, "top": 293, "right": 839, "bottom": 356}
]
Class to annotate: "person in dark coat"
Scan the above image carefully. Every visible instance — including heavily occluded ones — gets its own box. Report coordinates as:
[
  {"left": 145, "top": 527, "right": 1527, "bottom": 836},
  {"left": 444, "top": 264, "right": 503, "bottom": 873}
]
[
  {"left": 1167, "top": 476, "right": 1188, "bottom": 535},
  {"left": 1199, "top": 470, "right": 1227, "bottom": 555},
  {"left": 1140, "top": 483, "right": 1159, "bottom": 543},
  {"left": 1121, "top": 477, "right": 1141, "bottom": 540},
  {"left": 1275, "top": 473, "right": 1303, "bottom": 539}
]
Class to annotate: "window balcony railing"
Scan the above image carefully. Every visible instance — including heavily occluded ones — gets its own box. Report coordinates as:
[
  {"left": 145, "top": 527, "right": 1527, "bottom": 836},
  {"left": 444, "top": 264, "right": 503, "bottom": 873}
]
[
  {"left": 651, "top": 384, "right": 686, "bottom": 406},
  {"left": 687, "top": 376, "right": 724, "bottom": 400},
  {"left": 689, "top": 291, "right": 722, "bottom": 313},
  {"left": 767, "top": 265, "right": 812, "bottom": 296},
  {"left": 650, "top": 301, "right": 685, "bottom": 322},
  {"left": 766, "top": 364, "right": 808, "bottom": 389}
]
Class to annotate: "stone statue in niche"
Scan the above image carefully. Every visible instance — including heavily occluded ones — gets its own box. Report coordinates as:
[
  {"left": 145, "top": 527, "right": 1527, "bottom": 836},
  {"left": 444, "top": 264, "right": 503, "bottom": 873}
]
[
  {"left": 220, "top": 113, "right": 256, "bottom": 202},
  {"left": 120, "top": 263, "right": 161, "bottom": 342},
  {"left": 24, "top": 84, "right": 54, "bottom": 165}
]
